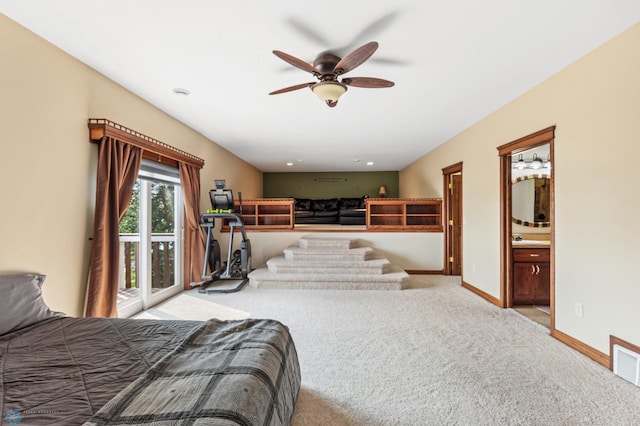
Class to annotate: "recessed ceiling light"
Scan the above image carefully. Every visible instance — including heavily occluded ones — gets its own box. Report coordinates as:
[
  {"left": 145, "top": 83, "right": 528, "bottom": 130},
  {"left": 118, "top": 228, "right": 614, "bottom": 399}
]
[
  {"left": 286, "top": 162, "right": 294, "bottom": 166},
  {"left": 367, "top": 161, "right": 374, "bottom": 166},
  {"left": 352, "top": 159, "right": 360, "bottom": 163},
  {"left": 172, "top": 88, "right": 190, "bottom": 96}
]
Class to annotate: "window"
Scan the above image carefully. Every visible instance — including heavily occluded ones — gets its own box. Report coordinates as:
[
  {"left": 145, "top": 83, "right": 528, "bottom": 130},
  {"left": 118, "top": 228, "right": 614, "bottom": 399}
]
[{"left": 117, "top": 160, "right": 183, "bottom": 317}]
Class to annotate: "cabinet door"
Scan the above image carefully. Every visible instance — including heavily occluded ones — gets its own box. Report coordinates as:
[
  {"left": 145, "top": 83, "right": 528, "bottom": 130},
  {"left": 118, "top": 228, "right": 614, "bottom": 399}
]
[
  {"left": 534, "top": 262, "right": 550, "bottom": 305},
  {"left": 513, "top": 263, "right": 537, "bottom": 305}
]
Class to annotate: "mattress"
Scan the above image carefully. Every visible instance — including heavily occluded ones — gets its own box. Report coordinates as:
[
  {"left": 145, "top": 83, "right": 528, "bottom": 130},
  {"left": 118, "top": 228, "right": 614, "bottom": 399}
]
[{"left": 0, "top": 317, "right": 300, "bottom": 425}]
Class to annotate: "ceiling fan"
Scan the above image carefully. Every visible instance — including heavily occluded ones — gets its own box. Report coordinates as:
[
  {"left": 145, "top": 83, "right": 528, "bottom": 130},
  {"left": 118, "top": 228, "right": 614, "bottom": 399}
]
[{"left": 269, "top": 41, "right": 394, "bottom": 107}]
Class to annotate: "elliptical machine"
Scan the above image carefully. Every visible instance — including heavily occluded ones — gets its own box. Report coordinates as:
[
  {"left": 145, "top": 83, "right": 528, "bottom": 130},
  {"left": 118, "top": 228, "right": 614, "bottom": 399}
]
[{"left": 194, "top": 179, "right": 252, "bottom": 293}]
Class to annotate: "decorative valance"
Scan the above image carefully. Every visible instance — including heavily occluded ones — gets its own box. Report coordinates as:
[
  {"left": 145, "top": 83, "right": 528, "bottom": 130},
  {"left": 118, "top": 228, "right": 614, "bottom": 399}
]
[{"left": 88, "top": 118, "right": 205, "bottom": 169}]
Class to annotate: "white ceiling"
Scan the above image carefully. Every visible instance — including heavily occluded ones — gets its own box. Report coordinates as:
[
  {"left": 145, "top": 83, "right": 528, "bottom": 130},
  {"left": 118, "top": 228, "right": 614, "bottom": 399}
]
[{"left": 2, "top": 1, "right": 639, "bottom": 172}]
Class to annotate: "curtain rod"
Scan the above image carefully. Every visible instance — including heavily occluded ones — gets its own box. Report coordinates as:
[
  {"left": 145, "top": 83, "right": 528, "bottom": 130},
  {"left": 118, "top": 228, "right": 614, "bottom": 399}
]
[{"left": 88, "top": 118, "right": 205, "bottom": 169}]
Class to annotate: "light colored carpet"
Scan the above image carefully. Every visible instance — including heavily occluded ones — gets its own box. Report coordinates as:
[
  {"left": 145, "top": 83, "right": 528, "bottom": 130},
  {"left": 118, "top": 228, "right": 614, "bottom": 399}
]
[{"left": 135, "top": 276, "right": 640, "bottom": 425}]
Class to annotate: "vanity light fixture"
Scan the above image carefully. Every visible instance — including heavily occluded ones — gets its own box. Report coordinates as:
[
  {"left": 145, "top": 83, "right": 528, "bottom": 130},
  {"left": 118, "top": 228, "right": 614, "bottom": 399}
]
[
  {"left": 543, "top": 153, "right": 551, "bottom": 169},
  {"left": 513, "top": 154, "right": 527, "bottom": 170},
  {"left": 529, "top": 153, "right": 542, "bottom": 170}
]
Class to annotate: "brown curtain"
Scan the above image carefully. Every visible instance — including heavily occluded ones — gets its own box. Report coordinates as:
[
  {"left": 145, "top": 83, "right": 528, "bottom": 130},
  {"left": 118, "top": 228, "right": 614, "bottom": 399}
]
[
  {"left": 85, "top": 137, "right": 142, "bottom": 317},
  {"left": 179, "top": 162, "right": 206, "bottom": 288}
]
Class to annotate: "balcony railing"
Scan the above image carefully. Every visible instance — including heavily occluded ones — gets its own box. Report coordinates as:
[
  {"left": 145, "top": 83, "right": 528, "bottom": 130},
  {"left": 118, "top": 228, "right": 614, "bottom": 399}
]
[{"left": 119, "top": 233, "right": 176, "bottom": 290}]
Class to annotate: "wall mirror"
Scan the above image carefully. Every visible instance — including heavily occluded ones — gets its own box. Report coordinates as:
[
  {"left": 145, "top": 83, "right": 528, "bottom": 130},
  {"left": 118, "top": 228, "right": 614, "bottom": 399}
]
[
  {"left": 511, "top": 145, "right": 550, "bottom": 227},
  {"left": 512, "top": 175, "right": 550, "bottom": 227}
]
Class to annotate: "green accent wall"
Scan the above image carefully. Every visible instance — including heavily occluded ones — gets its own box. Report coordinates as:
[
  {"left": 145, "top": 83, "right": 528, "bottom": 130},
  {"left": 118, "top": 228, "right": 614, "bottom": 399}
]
[{"left": 263, "top": 171, "right": 399, "bottom": 198}]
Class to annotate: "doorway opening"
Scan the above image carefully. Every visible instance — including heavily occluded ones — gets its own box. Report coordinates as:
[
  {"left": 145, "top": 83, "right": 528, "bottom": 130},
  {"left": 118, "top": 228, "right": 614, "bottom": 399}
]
[
  {"left": 497, "top": 127, "right": 555, "bottom": 330},
  {"left": 442, "top": 162, "right": 463, "bottom": 276}
]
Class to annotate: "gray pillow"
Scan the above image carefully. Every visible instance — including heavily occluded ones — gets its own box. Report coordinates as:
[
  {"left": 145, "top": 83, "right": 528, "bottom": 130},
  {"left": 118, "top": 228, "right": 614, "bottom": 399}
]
[{"left": 0, "top": 273, "right": 65, "bottom": 335}]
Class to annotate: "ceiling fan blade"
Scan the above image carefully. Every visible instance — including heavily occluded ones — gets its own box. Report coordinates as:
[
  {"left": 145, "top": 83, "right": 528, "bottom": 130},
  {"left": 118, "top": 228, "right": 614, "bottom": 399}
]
[
  {"left": 344, "top": 12, "right": 398, "bottom": 53},
  {"left": 342, "top": 77, "right": 395, "bottom": 88},
  {"left": 269, "top": 82, "right": 314, "bottom": 95},
  {"left": 285, "top": 17, "right": 332, "bottom": 47},
  {"left": 272, "top": 50, "right": 320, "bottom": 75},
  {"left": 333, "top": 41, "right": 379, "bottom": 75}
]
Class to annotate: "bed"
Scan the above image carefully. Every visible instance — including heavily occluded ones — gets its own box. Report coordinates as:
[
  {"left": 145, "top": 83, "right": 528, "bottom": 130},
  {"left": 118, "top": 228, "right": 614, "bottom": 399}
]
[{"left": 0, "top": 273, "right": 301, "bottom": 425}]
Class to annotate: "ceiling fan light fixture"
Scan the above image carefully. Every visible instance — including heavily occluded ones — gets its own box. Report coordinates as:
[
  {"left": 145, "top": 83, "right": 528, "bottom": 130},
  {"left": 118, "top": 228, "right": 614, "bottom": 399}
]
[{"left": 311, "top": 81, "right": 347, "bottom": 105}]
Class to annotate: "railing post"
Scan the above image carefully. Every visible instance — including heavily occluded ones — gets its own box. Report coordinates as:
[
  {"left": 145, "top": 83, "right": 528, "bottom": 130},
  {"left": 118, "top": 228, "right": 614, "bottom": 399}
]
[
  {"left": 125, "top": 241, "right": 133, "bottom": 288},
  {"left": 163, "top": 242, "right": 171, "bottom": 288}
]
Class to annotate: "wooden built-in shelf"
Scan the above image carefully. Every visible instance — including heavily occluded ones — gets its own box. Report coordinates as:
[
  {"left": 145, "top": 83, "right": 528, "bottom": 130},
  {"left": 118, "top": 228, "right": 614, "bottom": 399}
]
[
  {"left": 222, "top": 198, "right": 294, "bottom": 231},
  {"left": 366, "top": 198, "right": 443, "bottom": 231},
  {"left": 221, "top": 197, "right": 443, "bottom": 232}
]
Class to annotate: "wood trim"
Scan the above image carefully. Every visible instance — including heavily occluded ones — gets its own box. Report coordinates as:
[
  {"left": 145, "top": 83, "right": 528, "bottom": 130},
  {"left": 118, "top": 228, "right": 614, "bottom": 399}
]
[
  {"left": 552, "top": 329, "right": 609, "bottom": 368},
  {"left": 499, "top": 153, "right": 511, "bottom": 308},
  {"left": 548, "top": 139, "right": 556, "bottom": 331},
  {"left": 88, "top": 118, "right": 205, "bottom": 169},
  {"left": 461, "top": 280, "right": 501, "bottom": 307},
  {"left": 406, "top": 269, "right": 444, "bottom": 275},
  {"left": 497, "top": 126, "right": 556, "bottom": 321},
  {"left": 497, "top": 126, "right": 555, "bottom": 156},
  {"left": 441, "top": 161, "right": 463, "bottom": 175},
  {"left": 609, "top": 335, "right": 640, "bottom": 370}
]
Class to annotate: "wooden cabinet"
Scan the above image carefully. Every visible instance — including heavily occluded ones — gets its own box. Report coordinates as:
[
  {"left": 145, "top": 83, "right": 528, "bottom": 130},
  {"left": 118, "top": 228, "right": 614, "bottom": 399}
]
[
  {"left": 222, "top": 198, "right": 294, "bottom": 230},
  {"left": 366, "top": 198, "right": 442, "bottom": 231},
  {"left": 512, "top": 247, "right": 550, "bottom": 305}
]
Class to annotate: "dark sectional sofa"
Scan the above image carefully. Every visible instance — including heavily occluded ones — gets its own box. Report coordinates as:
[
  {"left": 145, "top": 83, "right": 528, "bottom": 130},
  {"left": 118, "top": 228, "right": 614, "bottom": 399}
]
[{"left": 294, "top": 196, "right": 367, "bottom": 225}]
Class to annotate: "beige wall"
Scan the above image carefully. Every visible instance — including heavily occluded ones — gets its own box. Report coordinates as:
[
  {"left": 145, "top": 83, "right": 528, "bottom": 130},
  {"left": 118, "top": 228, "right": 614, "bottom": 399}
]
[
  {"left": 401, "top": 23, "right": 640, "bottom": 354},
  {"left": 0, "top": 14, "right": 261, "bottom": 317}
]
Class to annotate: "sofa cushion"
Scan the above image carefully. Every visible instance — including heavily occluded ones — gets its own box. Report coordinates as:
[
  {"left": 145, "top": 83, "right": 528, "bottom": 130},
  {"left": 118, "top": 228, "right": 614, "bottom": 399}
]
[
  {"left": 294, "top": 210, "right": 314, "bottom": 218},
  {"left": 339, "top": 215, "right": 366, "bottom": 225},
  {"left": 294, "top": 198, "right": 312, "bottom": 211},
  {"left": 314, "top": 210, "right": 339, "bottom": 218},
  {"left": 311, "top": 198, "right": 339, "bottom": 212},
  {"left": 339, "top": 197, "right": 365, "bottom": 210}
]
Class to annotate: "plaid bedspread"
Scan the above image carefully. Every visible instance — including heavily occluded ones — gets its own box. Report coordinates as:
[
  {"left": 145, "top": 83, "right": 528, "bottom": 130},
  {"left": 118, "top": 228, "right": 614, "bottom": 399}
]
[{"left": 83, "top": 318, "right": 301, "bottom": 426}]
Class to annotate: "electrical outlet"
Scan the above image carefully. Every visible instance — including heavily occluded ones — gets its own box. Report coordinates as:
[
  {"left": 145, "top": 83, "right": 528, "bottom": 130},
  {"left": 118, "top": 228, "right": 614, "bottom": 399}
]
[{"left": 575, "top": 303, "right": 583, "bottom": 317}]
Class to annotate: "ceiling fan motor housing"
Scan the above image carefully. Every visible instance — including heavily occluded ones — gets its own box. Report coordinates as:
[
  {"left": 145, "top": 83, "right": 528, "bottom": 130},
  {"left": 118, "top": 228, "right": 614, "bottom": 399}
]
[{"left": 313, "top": 52, "right": 342, "bottom": 75}]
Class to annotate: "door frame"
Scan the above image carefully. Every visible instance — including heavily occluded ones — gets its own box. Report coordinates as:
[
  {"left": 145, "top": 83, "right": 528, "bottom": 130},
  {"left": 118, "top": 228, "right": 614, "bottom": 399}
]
[
  {"left": 442, "top": 162, "right": 463, "bottom": 276},
  {"left": 497, "top": 126, "right": 555, "bottom": 331}
]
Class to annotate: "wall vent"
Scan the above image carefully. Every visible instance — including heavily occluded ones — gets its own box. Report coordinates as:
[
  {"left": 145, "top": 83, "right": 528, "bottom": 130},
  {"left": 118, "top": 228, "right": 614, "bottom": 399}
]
[{"left": 611, "top": 336, "right": 640, "bottom": 387}]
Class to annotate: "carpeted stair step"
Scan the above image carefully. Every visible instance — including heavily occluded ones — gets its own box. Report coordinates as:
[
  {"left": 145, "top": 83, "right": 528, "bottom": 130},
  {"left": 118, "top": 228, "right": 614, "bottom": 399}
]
[
  {"left": 284, "top": 246, "right": 374, "bottom": 262},
  {"left": 248, "top": 266, "right": 410, "bottom": 290},
  {"left": 299, "top": 237, "right": 359, "bottom": 250},
  {"left": 266, "top": 255, "right": 391, "bottom": 275}
]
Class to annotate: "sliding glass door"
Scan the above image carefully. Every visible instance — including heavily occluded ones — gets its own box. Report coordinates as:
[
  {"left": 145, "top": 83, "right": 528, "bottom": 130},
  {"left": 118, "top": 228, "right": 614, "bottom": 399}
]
[{"left": 117, "top": 162, "right": 183, "bottom": 317}]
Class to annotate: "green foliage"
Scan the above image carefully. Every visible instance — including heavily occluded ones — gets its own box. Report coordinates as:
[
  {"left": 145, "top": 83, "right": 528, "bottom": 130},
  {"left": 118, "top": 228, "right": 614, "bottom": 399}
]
[
  {"left": 120, "top": 181, "right": 140, "bottom": 234},
  {"left": 119, "top": 179, "right": 178, "bottom": 290},
  {"left": 119, "top": 180, "right": 176, "bottom": 234},
  {"left": 151, "top": 182, "right": 175, "bottom": 233}
]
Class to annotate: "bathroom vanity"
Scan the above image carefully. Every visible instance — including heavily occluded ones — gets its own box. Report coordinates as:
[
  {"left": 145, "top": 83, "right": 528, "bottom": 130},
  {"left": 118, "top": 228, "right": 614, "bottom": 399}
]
[{"left": 512, "top": 243, "right": 550, "bottom": 305}]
